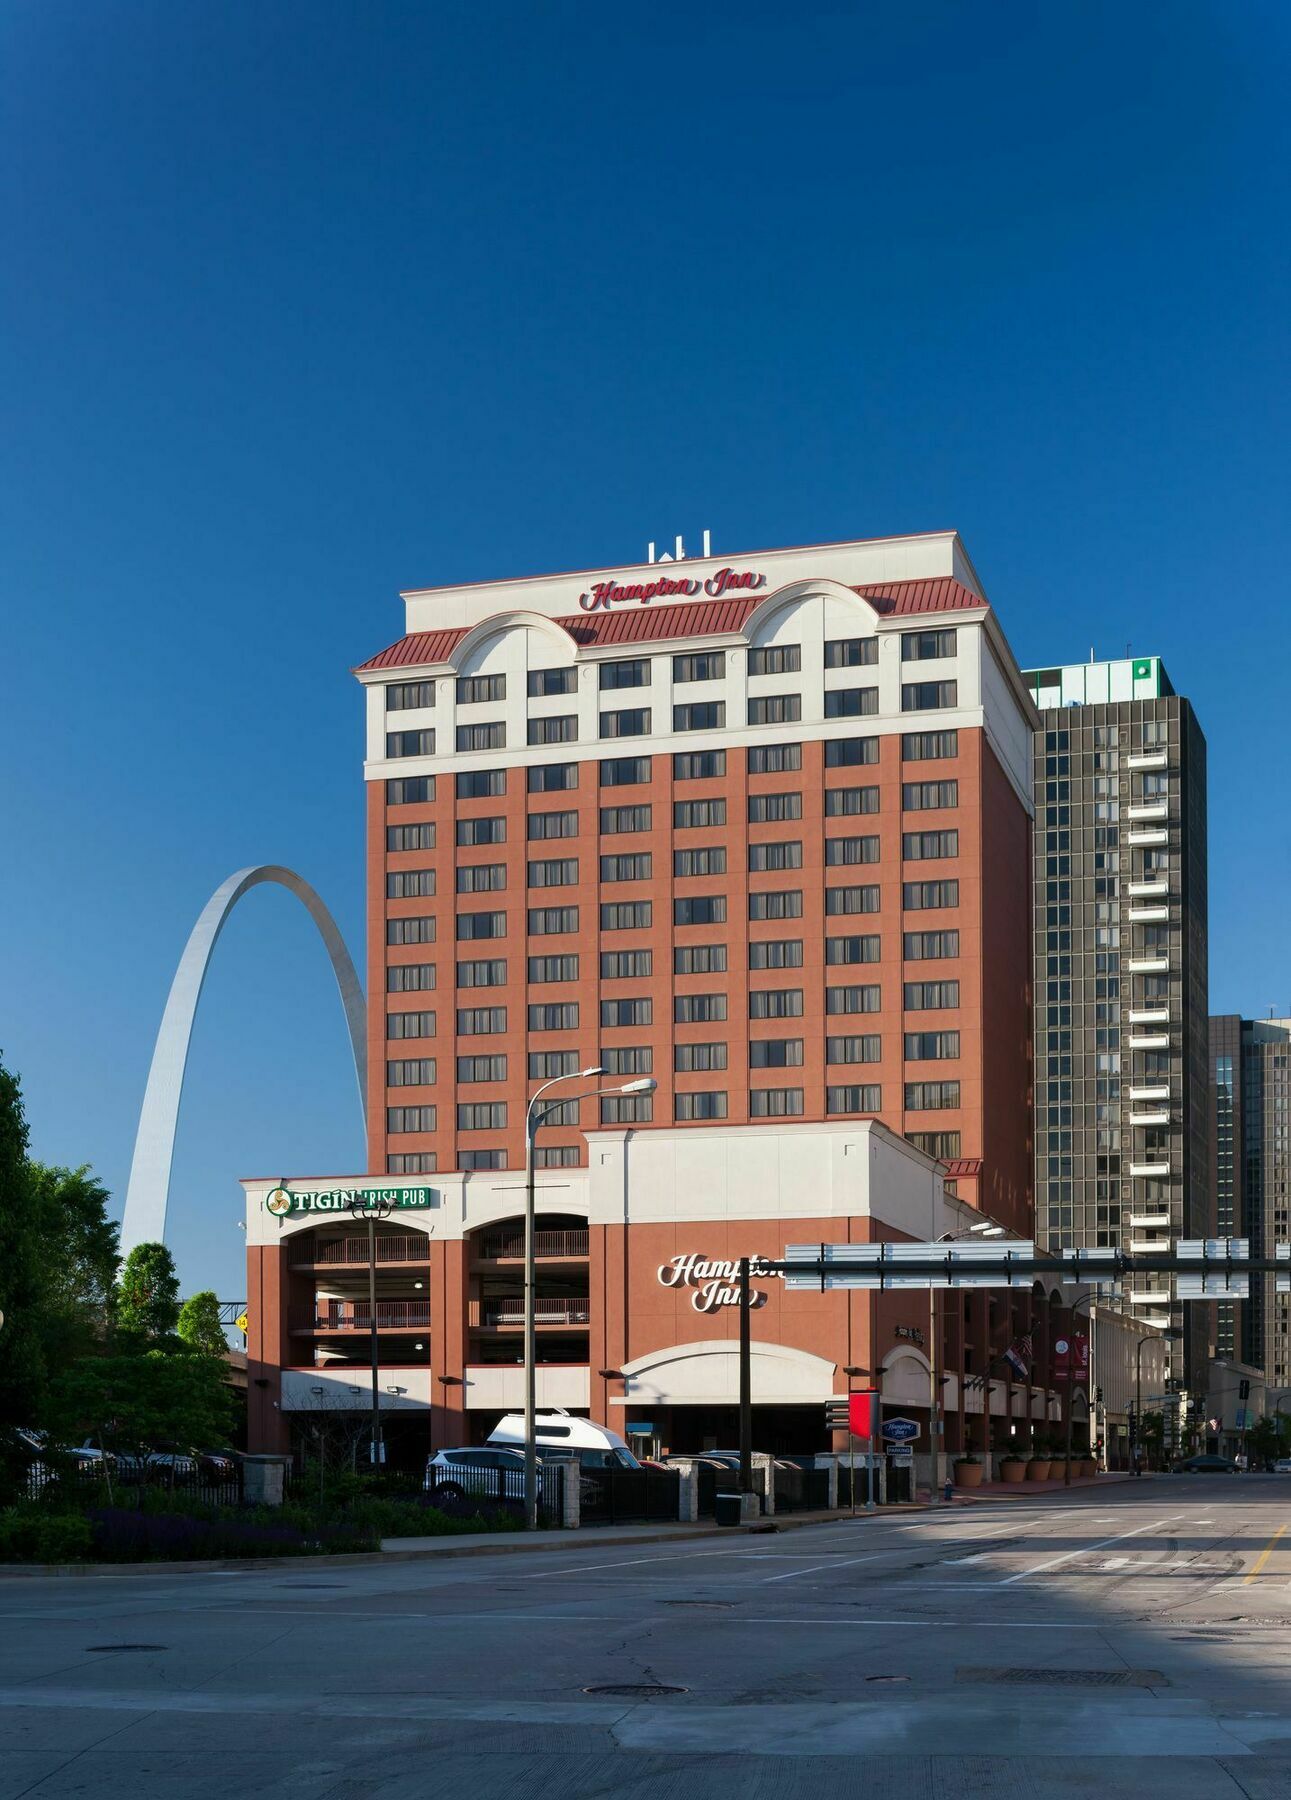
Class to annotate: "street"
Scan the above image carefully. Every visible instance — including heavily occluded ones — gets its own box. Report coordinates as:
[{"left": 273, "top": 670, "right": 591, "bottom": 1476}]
[{"left": 1, "top": 1479, "right": 1289, "bottom": 1797}]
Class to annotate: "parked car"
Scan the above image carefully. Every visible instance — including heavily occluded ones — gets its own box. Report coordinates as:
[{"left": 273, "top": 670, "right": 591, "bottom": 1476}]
[
  {"left": 423, "top": 1446, "right": 533, "bottom": 1504},
  {"left": 486, "top": 1411, "right": 642, "bottom": 1471},
  {"left": 1272, "top": 1458, "right": 1291, "bottom": 1474},
  {"left": 193, "top": 1450, "right": 238, "bottom": 1476},
  {"left": 1174, "top": 1453, "right": 1239, "bottom": 1473}
]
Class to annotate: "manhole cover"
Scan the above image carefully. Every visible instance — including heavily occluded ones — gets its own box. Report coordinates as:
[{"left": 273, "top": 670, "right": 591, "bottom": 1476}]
[
  {"left": 584, "top": 1683, "right": 688, "bottom": 1698},
  {"left": 84, "top": 1645, "right": 168, "bottom": 1654},
  {"left": 279, "top": 1582, "right": 344, "bottom": 1589},
  {"left": 866, "top": 1675, "right": 910, "bottom": 1683},
  {"left": 1172, "top": 1634, "right": 1230, "bottom": 1642},
  {"left": 956, "top": 1667, "right": 1163, "bottom": 1688},
  {"left": 660, "top": 1599, "right": 735, "bottom": 1609}
]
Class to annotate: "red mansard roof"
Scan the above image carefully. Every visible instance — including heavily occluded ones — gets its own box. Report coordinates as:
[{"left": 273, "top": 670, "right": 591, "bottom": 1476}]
[{"left": 853, "top": 578, "right": 986, "bottom": 615}]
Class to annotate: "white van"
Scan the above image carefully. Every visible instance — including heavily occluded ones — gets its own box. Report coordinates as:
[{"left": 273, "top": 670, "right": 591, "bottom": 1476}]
[{"left": 487, "top": 1410, "right": 641, "bottom": 1470}]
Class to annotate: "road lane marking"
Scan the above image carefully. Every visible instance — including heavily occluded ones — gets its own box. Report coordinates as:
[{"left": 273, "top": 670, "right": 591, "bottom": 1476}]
[
  {"left": 1243, "top": 1522, "right": 1289, "bottom": 1584},
  {"left": 996, "top": 1513, "right": 1185, "bottom": 1585},
  {"left": 760, "top": 1553, "right": 884, "bottom": 1584}
]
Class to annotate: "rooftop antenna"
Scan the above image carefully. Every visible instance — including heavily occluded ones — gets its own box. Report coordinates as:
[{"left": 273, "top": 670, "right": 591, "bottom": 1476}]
[
  {"left": 675, "top": 534, "right": 686, "bottom": 562},
  {"left": 702, "top": 528, "right": 712, "bottom": 557},
  {"left": 647, "top": 541, "right": 656, "bottom": 564},
  {"left": 1089, "top": 646, "right": 1095, "bottom": 663}
]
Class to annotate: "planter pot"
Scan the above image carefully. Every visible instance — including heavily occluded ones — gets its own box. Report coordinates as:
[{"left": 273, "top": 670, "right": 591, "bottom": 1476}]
[
  {"left": 954, "top": 1460, "right": 984, "bottom": 1489},
  {"left": 999, "top": 1460, "right": 1027, "bottom": 1484},
  {"left": 1081, "top": 1459, "right": 1098, "bottom": 1479},
  {"left": 1026, "top": 1459, "right": 1052, "bottom": 1481}
]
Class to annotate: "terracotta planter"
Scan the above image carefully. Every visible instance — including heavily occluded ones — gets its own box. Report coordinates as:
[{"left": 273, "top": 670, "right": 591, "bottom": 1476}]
[
  {"left": 1081, "top": 1459, "right": 1098, "bottom": 1479},
  {"left": 999, "top": 1460, "right": 1027, "bottom": 1484},
  {"left": 954, "top": 1460, "right": 984, "bottom": 1488},
  {"left": 1026, "top": 1459, "right": 1052, "bottom": 1481}
]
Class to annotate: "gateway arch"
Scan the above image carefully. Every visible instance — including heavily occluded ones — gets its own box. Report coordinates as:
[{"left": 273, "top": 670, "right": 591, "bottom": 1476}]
[{"left": 119, "top": 865, "right": 367, "bottom": 1256}]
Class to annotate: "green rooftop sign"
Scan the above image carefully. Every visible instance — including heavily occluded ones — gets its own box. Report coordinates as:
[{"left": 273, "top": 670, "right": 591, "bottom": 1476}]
[{"left": 265, "top": 1185, "right": 434, "bottom": 1217}]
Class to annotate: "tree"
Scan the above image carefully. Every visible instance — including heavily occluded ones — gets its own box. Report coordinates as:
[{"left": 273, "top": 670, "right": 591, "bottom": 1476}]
[
  {"left": 47, "top": 1349, "right": 234, "bottom": 1458},
  {"left": 116, "top": 1242, "right": 180, "bottom": 1345},
  {"left": 0, "top": 1055, "right": 48, "bottom": 1429},
  {"left": 177, "top": 1291, "right": 229, "bottom": 1359},
  {"left": 27, "top": 1164, "right": 119, "bottom": 1367},
  {"left": 1247, "top": 1415, "right": 1290, "bottom": 1467}
]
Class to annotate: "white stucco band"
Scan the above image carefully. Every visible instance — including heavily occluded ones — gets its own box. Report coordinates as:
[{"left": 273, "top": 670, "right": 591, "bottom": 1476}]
[{"left": 614, "top": 1339, "right": 838, "bottom": 1408}]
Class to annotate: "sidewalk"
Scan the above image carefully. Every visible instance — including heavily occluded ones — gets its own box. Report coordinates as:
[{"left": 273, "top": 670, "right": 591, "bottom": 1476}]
[{"left": 954, "top": 1469, "right": 1142, "bottom": 1499}]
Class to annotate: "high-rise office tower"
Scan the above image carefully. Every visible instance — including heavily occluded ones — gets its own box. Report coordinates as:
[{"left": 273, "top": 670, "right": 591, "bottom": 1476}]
[{"left": 1025, "top": 656, "right": 1209, "bottom": 1383}]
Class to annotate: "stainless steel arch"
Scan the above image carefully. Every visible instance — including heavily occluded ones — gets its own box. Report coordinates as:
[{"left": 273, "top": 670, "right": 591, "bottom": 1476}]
[{"left": 120, "top": 865, "right": 367, "bottom": 1256}]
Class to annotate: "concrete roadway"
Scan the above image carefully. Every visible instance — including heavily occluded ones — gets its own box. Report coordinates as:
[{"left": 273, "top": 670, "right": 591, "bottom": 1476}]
[{"left": 1, "top": 1476, "right": 1290, "bottom": 1798}]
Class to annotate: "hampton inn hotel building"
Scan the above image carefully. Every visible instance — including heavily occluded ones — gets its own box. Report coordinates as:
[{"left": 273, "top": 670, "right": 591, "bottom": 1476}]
[{"left": 244, "top": 531, "right": 1077, "bottom": 1464}]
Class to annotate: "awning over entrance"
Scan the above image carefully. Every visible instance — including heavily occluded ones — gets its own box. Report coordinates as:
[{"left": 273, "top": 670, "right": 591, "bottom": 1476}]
[{"left": 613, "top": 1338, "right": 837, "bottom": 1408}]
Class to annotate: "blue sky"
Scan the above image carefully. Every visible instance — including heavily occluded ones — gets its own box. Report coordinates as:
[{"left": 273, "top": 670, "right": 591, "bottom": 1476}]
[{"left": 3, "top": 1, "right": 1288, "bottom": 1301}]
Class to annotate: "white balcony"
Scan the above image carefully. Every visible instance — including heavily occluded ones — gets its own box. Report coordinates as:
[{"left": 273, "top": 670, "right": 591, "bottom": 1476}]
[
  {"left": 1127, "top": 880, "right": 1169, "bottom": 899},
  {"left": 1140, "top": 1311, "right": 1174, "bottom": 1330},
  {"left": 1129, "top": 1288, "right": 1172, "bottom": 1306},
  {"left": 1127, "top": 828, "right": 1169, "bottom": 847},
  {"left": 1128, "top": 1007, "right": 1170, "bottom": 1025},
  {"left": 1129, "top": 1033, "right": 1170, "bottom": 1050},
  {"left": 1130, "top": 1160, "right": 1172, "bottom": 1178},
  {"left": 1128, "top": 800, "right": 1169, "bottom": 821},
  {"left": 1127, "top": 751, "right": 1168, "bottom": 770},
  {"left": 1128, "top": 905, "right": 1169, "bottom": 922},
  {"left": 1130, "top": 1237, "right": 1170, "bottom": 1253},
  {"left": 1128, "top": 1211, "right": 1173, "bottom": 1228},
  {"left": 1129, "top": 1085, "right": 1171, "bottom": 1102},
  {"left": 1130, "top": 1109, "right": 1171, "bottom": 1126},
  {"left": 1127, "top": 957, "right": 1169, "bottom": 974}
]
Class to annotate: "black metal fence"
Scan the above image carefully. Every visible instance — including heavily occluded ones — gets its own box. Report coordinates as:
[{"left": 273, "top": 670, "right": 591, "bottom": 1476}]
[
  {"left": 422, "top": 1461, "right": 566, "bottom": 1524},
  {"left": 17, "top": 1460, "right": 243, "bottom": 1509},
  {"left": 694, "top": 1461, "right": 742, "bottom": 1518},
  {"left": 772, "top": 1463, "right": 831, "bottom": 1514},
  {"left": 837, "top": 1461, "right": 880, "bottom": 1508},
  {"left": 579, "top": 1467, "right": 680, "bottom": 1525}
]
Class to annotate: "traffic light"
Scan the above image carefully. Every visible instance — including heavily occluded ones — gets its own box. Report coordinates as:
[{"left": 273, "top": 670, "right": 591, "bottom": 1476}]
[
  {"left": 1094, "top": 1385, "right": 1104, "bottom": 1406},
  {"left": 1239, "top": 1379, "right": 1251, "bottom": 1401},
  {"left": 825, "top": 1401, "right": 851, "bottom": 1432}
]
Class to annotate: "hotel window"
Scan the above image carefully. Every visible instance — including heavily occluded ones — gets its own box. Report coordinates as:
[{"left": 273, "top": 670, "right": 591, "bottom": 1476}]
[
  {"left": 904, "top": 929, "right": 960, "bottom": 959},
  {"left": 528, "top": 858, "right": 578, "bottom": 888},
  {"left": 675, "top": 993, "right": 728, "bottom": 1023},
  {"left": 675, "top": 944, "right": 727, "bottom": 974},
  {"left": 387, "top": 964, "right": 435, "bottom": 992},
  {"left": 905, "top": 1081, "right": 961, "bottom": 1109},
  {"left": 388, "top": 822, "right": 436, "bottom": 851},
  {"left": 457, "top": 1055, "right": 507, "bottom": 1083},
  {"left": 825, "top": 885, "right": 880, "bottom": 915},
  {"left": 601, "top": 756, "right": 652, "bottom": 786},
  {"left": 601, "top": 853, "right": 652, "bottom": 882},
  {"left": 528, "top": 715, "right": 578, "bottom": 745},
  {"left": 458, "top": 1006, "right": 506, "bottom": 1034},
  {"left": 456, "top": 911, "right": 505, "bottom": 941},
  {"left": 747, "top": 743, "right": 802, "bottom": 774},
  {"left": 827, "top": 1085, "right": 881, "bottom": 1114},
  {"left": 457, "top": 769, "right": 506, "bottom": 799},
  {"left": 906, "top": 1130, "right": 961, "bottom": 1159},
  {"left": 456, "top": 958, "right": 507, "bottom": 988},
  {"left": 825, "top": 786, "right": 879, "bottom": 816},
  {"left": 528, "top": 1003, "right": 578, "bottom": 1030},
  {"left": 387, "top": 870, "right": 435, "bottom": 898},
  {"left": 600, "top": 1092, "right": 653, "bottom": 1124},
  {"left": 902, "top": 628, "right": 957, "bottom": 661},
  {"left": 749, "top": 1087, "right": 804, "bottom": 1118},
  {"left": 388, "top": 776, "right": 435, "bottom": 805},
  {"left": 675, "top": 1091, "right": 728, "bottom": 1121},
  {"left": 528, "top": 955, "right": 579, "bottom": 983},
  {"left": 601, "top": 997, "right": 652, "bottom": 1028},
  {"left": 675, "top": 1042, "right": 727, "bottom": 1072},
  {"left": 748, "top": 841, "right": 802, "bottom": 872},
  {"left": 529, "top": 762, "right": 578, "bottom": 792},
  {"left": 674, "top": 749, "right": 726, "bottom": 780},
  {"left": 388, "top": 1011, "right": 436, "bottom": 1039},
  {"left": 748, "top": 792, "right": 802, "bottom": 823},
  {"left": 457, "top": 864, "right": 505, "bottom": 894},
  {"left": 826, "top": 985, "right": 880, "bottom": 1014},
  {"left": 388, "top": 1106, "right": 436, "bottom": 1133},
  {"left": 749, "top": 890, "right": 802, "bottom": 921},
  {"left": 825, "top": 638, "right": 878, "bottom": 668},
  {"left": 904, "top": 980, "right": 960, "bottom": 1009},
  {"left": 529, "top": 1050, "right": 580, "bottom": 1079},
  {"left": 386, "top": 681, "right": 435, "bottom": 711},
  {"left": 460, "top": 1149, "right": 506, "bottom": 1171},
  {"left": 602, "top": 1045, "right": 653, "bottom": 1075},
  {"left": 456, "top": 674, "right": 505, "bottom": 705},
  {"left": 749, "top": 989, "right": 803, "bottom": 1019},
  {"left": 535, "top": 1146, "right": 581, "bottom": 1169},
  {"left": 457, "top": 816, "right": 505, "bottom": 846},
  {"left": 749, "top": 1038, "right": 804, "bottom": 1068},
  {"left": 599, "top": 658, "right": 651, "bottom": 690},
  {"left": 456, "top": 723, "right": 506, "bottom": 753},
  {"left": 675, "top": 895, "right": 727, "bottom": 926},
  {"left": 528, "top": 906, "right": 578, "bottom": 935},
  {"left": 902, "top": 730, "right": 958, "bottom": 761},
  {"left": 458, "top": 1102, "right": 507, "bottom": 1130},
  {"left": 904, "top": 830, "right": 959, "bottom": 860},
  {"left": 749, "top": 644, "right": 801, "bottom": 676},
  {"left": 903, "top": 881, "right": 959, "bottom": 909},
  {"left": 673, "top": 651, "right": 725, "bottom": 683},
  {"left": 387, "top": 729, "right": 436, "bottom": 758},
  {"left": 674, "top": 701, "right": 726, "bottom": 732},
  {"left": 749, "top": 939, "right": 803, "bottom": 970},
  {"left": 824, "top": 738, "right": 878, "bottom": 768},
  {"left": 601, "top": 804, "right": 652, "bottom": 833},
  {"left": 824, "top": 687, "right": 878, "bottom": 719},
  {"left": 902, "top": 681, "right": 958, "bottom": 712},
  {"left": 602, "top": 949, "right": 653, "bottom": 979},
  {"left": 905, "top": 1031, "right": 960, "bottom": 1059},
  {"left": 388, "top": 917, "right": 435, "bottom": 945},
  {"left": 388, "top": 1058, "right": 436, "bottom": 1086},
  {"left": 601, "top": 901, "right": 652, "bottom": 930},
  {"left": 528, "top": 811, "right": 578, "bottom": 840},
  {"left": 528, "top": 667, "right": 577, "bottom": 697},
  {"left": 675, "top": 798, "right": 726, "bottom": 829},
  {"left": 388, "top": 1152, "right": 437, "bottom": 1173},
  {"left": 825, "top": 836, "right": 879, "bottom": 866},
  {"left": 827, "top": 1035, "right": 881, "bottom": 1063},
  {"left": 676, "top": 846, "right": 727, "bottom": 877},
  {"left": 600, "top": 707, "right": 653, "bottom": 739},
  {"left": 748, "top": 694, "right": 801, "bottom": 726},
  {"left": 826, "top": 935, "right": 880, "bottom": 965},
  {"left": 903, "top": 780, "right": 959, "bottom": 810}
]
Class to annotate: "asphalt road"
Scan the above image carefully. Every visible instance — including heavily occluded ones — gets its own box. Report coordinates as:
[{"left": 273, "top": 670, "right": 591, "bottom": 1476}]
[{"left": 1, "top": 1477, "right": 1290, "bottom": 1798}]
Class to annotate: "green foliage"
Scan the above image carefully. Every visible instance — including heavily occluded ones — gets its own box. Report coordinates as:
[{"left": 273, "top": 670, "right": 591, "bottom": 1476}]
[
  {"left": 0, "top": 1055, "right": 48, "bottom": 1430},
  {"left": 27, "top": 1164, "right": 120, "bottom": 1366},
  {"left": 1248, "top": 1416, "right": 1290, "bottom": 1463},
  {"left": 0, "top": 1507, "right": 93, "bottom": 1564},
  {"left": 116, "top": 1243, "right": 181, "bottom": 1344},
  {"left": 47, "top": 1349, "right": 234, "bottom": 1456},
  {"left": 177, "top": 1291, "right": 229, "bottom": 1360}
]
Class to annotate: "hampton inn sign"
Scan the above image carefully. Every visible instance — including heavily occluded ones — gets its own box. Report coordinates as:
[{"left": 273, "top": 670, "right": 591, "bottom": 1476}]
[
  {"left": 577, "top": 567, "right": 766, "bottom": 611},
  {"left": 657, "top": 1253, "right": 779, "bottom": 1313}
]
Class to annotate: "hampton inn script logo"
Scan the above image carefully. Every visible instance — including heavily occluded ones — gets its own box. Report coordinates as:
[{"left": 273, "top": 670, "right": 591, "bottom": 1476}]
[
  {"left": 578, "top": 567, "right": 766, "bottom": 611},
  {"left": 656, "top": 1252, "right": 778, "bottom": 1313}
]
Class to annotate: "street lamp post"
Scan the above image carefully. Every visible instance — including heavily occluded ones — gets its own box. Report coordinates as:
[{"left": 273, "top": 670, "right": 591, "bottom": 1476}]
[
  {"left": 933, "top": 1222, "right": 1002, "bottom": 1502},
  {"left": 349, "top": 1193, "right": 393, "bottom": 1472},
  {"left": 1133, "top": 1328, "right": 1182, "bottom": 1476},
  {"left": 522, "top": 1069, "right": 657, "bottom": 1530}
]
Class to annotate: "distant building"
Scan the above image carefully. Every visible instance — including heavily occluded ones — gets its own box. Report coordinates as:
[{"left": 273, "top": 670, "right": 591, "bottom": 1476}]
[{"left": 1025, "top": 656, "right": 1210, "bottom": 1385}]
